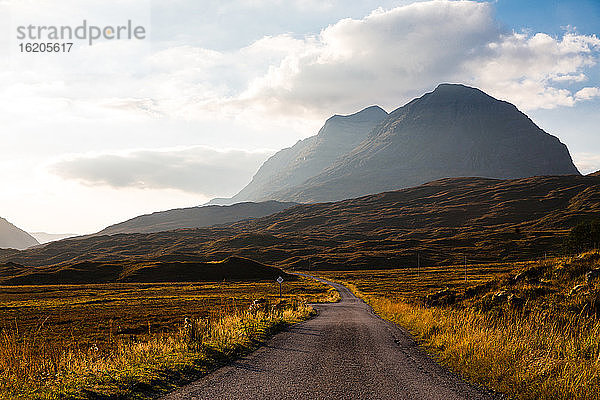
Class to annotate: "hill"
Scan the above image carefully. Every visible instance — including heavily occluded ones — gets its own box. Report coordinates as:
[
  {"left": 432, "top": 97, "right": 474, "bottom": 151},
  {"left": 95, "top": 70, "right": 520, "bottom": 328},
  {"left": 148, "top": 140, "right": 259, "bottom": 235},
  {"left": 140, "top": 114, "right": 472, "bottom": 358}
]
[
  {"left": 2, "top": 175, "right": 599, "bottom": 272},
  {"left": 94, "top": 200, "right": 297, "bottom": 235},
  {"left": 0, "top": 217, "right": 39, "bottom": 250},
  {"left": 220, "top": 84, "right": 578, "bottom": 204},
  {"left": 0, "top": 256, "right": 292, "bottom": 285}
]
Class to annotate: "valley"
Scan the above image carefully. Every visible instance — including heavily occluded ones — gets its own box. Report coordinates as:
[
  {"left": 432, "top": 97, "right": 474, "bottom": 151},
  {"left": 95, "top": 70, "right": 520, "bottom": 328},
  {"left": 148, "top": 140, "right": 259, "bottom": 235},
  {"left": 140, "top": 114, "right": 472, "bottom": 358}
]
[{"left": 0, "top": 84, "right": 598, "bottom": 399}]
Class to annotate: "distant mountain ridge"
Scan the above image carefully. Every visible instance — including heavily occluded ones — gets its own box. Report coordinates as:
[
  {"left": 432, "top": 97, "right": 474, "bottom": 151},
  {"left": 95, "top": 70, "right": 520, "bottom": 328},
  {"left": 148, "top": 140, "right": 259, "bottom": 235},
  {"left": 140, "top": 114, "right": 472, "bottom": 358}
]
[
  {"left": 214, "top": 84, "right": 579, "bottom": 204},
  {"left": 30, "top": 232, "right": 77, "bottom": 244},
  {"left": 94, "top": 200, "right": 298, "bottom": 236},
  {"left": 0, "top": 217, "right": 39, "bottom": 250},
  {"left": 3, "top": 175, "right": 600, "bottom": 271}
]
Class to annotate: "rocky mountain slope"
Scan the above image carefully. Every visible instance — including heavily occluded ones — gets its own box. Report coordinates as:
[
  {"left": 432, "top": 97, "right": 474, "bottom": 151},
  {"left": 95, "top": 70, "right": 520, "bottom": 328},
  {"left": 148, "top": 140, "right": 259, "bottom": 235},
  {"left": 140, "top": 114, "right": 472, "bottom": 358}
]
[
  {"left": 210, "top": 105, "right": 388, "bottom": 205},
  {"left": 0, "top": 217, "right": 39, "bottom": 250}
]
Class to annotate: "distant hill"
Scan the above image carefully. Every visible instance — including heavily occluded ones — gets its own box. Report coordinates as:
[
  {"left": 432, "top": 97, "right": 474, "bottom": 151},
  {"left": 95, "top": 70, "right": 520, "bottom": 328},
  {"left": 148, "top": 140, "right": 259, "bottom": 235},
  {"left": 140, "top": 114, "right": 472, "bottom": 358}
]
[
  {"left": 94, "top": 200, "right": 297, "bottom": 236},
  {"left": 589, "top": 171, "right": 600, "bottom": 177},
  {"left": 217, "top": 84, "right": 579, "bottom": 204},
  {"left": 3, "top": 175, "right": 600, "bottom": 270},
  {"left": 0, "top": 218, "right": 39, "bottom": 250},
  {"left": 210, "top": 106, "right": 388, "bottom": 205},
  {"left": 0, "top": 256, "right": 292, "bottom": 285},
  {"left": 29, "top": 232, "right": 78, "bottom": 244}
]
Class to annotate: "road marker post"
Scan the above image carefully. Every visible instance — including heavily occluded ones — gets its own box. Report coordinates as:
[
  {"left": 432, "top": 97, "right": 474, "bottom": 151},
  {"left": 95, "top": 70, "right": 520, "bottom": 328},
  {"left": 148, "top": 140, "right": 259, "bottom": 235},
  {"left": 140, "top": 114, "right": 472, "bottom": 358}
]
[{"left": 277, "top": 276, "right": 283, "bottom": 299}]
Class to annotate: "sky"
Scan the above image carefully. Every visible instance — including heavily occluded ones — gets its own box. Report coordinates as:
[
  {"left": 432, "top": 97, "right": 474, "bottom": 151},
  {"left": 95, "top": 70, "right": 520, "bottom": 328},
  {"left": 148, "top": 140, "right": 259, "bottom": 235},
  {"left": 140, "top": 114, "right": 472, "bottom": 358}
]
[{"left": 0, "top": 0, "right": 599, "bottom": 234}]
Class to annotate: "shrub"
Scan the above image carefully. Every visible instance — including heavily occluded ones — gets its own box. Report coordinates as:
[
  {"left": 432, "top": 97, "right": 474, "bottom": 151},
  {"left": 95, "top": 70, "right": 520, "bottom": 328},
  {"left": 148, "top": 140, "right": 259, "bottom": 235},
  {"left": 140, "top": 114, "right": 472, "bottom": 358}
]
[{"left": 563, "top": 219, "right": 600, "bottom": 254}]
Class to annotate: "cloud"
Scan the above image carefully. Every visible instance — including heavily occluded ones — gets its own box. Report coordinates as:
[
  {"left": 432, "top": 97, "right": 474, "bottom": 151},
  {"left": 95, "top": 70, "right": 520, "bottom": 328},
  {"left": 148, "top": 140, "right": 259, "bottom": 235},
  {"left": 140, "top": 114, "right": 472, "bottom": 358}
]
[
  {"left": 230, "top": 1, "right": 498, "bottom": 114},
  {"left": 221, "top": 0, "right": 600, "bottom": 115},
  {"left": 4, "top": 0, "right": 599, "bottom": 135},
  {"left": 472, "top": 32, "right": 600, "bottom": 109},
  {"left": 575, "top": 87, "right": 600, "bottom": 101},
  {"left": 50, "top": 146, "right": 274, "bottom": 197},
  {"left": 572, "top": 152, "right": 600, "bottom": 175}
]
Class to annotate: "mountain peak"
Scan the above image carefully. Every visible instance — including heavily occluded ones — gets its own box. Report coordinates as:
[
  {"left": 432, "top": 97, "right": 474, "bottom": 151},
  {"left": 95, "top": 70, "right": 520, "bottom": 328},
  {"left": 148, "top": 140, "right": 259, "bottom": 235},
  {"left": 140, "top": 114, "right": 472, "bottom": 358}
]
[
  {"left": 0, "top": 217, "right": 40, "bottom": 250},
  {"left": 215, "top": 84, "right": 579, "bottom": 205},
  {"left": 328, "top": 105, "right": 387, "bottom": 124},
  {"left": 218, "top": 105, "right": 388, "bottom": 204},
  {"left": 425, "top": 83, "right": 497, "bottom": 103},
  {"left": 320, "top": 105, "right": 388, "bottom": 139}
]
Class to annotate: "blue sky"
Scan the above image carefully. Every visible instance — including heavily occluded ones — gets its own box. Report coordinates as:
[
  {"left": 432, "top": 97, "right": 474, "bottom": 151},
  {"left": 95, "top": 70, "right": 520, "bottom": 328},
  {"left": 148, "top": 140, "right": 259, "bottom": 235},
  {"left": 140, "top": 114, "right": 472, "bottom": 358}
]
[
  {"left": 0, "top": 0, "right": 599, "bottom": 233},
  {"left": 491, "top": 0, "right": 600, "bottom": 160},
  {"left": 494, "top": 0, "right": 600, "bottom": 36}
]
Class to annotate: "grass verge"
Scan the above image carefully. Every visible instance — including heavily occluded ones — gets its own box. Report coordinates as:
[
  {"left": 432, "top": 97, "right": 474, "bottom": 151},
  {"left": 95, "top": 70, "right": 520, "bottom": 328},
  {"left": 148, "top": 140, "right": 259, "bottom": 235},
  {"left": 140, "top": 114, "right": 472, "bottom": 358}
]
[
  {"left": 1, "top": 299, "right": 314, "bottom": 399},
  {"left": 366, "top": 297, "right": 600, "bottom": 400}
]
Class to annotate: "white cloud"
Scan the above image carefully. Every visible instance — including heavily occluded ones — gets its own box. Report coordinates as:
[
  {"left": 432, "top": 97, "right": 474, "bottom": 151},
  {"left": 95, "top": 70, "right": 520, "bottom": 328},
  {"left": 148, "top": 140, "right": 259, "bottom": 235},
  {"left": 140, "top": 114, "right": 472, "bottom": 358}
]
[
  {"left": 550, "top": 73, "right": 587, "bottom": 82},
  {"left": 472, "top": 32, "right": 600, "bottom": 109},
  {"left": 228, "top": 2, "right": 600, "bottom": 114},
  {"left": 50, "top": 146, "right": 274, "bottom": 197},
  {"left": 575, "top": 87, "right": 600, "bottom": 101},
  {"left": 233, "top": 1, "right": 500, "bottom": 114}
]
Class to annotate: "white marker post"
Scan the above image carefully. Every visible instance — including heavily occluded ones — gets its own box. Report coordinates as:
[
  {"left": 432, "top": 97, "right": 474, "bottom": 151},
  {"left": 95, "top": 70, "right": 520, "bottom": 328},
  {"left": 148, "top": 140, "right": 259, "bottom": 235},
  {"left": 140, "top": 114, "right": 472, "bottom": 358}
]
[{"left": 277, "top": 276, "right": 284, "bottom": 299}]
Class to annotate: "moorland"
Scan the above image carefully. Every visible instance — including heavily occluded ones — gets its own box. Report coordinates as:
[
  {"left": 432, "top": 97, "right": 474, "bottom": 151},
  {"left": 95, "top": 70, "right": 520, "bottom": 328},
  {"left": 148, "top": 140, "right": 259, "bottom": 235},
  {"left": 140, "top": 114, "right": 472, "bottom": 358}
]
[{"left": 0, "top": 276, "right": 337, "bottom": 399}]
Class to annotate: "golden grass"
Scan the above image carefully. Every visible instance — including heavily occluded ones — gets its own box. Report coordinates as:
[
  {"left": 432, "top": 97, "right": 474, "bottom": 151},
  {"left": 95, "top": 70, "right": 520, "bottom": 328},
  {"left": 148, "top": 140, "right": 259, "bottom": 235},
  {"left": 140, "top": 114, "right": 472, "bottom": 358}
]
[
  {"left": 0, "top": 277, "right": 335, "bottom": 347},
  {"left": 0, "top": 277, "right": 333, "bottom": 399},
  {"left": 2, "top": 302, "right": 314, "bottom": 399},
  {"left": 315, "top": 262, "right": 516, "bottom": 302},
  {"left": 317, "top": 254, "right": 600, "bottom": 400},
  {"left": 368, "top": 297, "right": 600, "bottom": 400}
]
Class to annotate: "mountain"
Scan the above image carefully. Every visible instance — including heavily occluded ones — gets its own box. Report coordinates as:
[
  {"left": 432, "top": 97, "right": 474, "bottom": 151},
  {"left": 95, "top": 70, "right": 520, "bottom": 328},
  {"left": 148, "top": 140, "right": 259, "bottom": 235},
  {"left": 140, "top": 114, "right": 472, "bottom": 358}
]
[
  {"left": 94, "top": 200, "right": 297, "bottom": 235},
  {"left": 3, "top": 175, "right": 599, "bottom": 272},
  {"left": 210, "top": 105, "right": 388, "bottom": 205},
  {"left": 221, "top": 84, "right": 579, "bottom": 204},
  {"left": 30, "top": 232, "right": 78, "bottom": 244},
  {"left": 0, "top": 217, "right": 39, "bottom": 250}
]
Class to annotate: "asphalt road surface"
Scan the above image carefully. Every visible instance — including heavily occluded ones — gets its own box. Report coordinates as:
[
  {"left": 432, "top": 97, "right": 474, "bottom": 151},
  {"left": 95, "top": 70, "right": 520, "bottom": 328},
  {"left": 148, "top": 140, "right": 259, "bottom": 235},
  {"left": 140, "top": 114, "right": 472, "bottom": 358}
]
[{"left": 162, "top": 276, "right": 500, "bottom": 400}]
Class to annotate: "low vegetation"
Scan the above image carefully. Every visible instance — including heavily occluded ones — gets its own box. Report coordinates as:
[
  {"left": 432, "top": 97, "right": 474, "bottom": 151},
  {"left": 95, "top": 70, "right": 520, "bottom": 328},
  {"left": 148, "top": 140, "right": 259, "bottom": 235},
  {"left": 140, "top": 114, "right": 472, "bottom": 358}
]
[
  {"left": 317, "top": 252, "right": 600, "bottom": 400},
  {"left": 0, "top": 256, "right": 294, "bottom": 285},
  {"left": 563, "top": 218, "right": 600, "bottom": 254},
  {"left": 0, "top": 277, "right": 338, "bottom": 399}
]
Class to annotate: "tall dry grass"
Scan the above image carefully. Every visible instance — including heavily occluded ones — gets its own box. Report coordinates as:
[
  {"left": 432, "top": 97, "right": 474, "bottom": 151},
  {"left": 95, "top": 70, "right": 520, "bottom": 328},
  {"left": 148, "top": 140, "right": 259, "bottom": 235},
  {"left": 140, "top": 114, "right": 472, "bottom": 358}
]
[
  {"left": 0, "top": 300, "right": 313, "bottom": 399},
  {"left": 366, "top": 296, "right": 600, "bottom": 400}
]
